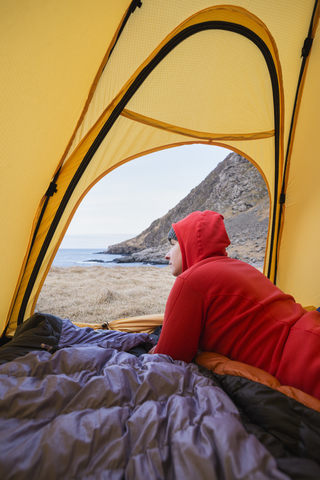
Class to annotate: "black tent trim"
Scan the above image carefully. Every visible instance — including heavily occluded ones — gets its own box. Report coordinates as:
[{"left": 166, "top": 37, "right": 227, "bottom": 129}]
[
  {"left": 17, "top": 20, "right": 281, "bottom": 325},
  {"left": 107, "top": 0, "right": 143, "bottom": 63}
]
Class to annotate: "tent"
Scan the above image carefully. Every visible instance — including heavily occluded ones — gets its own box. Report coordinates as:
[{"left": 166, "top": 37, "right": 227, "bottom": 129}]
[{"left": 1, "top": 0, "right": 320, "bottom": 337}]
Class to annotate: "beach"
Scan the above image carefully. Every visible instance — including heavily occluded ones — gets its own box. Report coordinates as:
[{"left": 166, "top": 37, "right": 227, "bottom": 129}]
[{"left": 36, "top": 265, "right": 175, "bottom": 325}]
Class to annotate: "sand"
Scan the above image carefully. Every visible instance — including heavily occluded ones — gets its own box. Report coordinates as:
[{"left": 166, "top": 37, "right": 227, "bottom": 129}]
[{"left": 36, "top": 266, "right": 175, "bottom": 325}]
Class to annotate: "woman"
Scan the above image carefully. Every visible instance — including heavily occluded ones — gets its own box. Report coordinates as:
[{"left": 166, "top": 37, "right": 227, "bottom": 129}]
[{"left": 153, "top": 210, "right": 320, "bottom": 400}]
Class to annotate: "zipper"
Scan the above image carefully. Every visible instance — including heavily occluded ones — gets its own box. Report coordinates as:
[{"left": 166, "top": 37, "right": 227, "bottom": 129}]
[{"left": 18, "top": 20, "right": 280, "bottom": 324}]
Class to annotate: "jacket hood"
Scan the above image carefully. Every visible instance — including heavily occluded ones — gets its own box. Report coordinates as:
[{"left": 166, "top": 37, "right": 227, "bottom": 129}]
[{"left": 172, "top": 211, "right": 230, "bottom": 273}]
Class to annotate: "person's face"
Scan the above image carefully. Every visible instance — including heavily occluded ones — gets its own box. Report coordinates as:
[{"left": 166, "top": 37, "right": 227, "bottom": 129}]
[{"left": 165, "top": 239, "right": 182, "bottom": 277}]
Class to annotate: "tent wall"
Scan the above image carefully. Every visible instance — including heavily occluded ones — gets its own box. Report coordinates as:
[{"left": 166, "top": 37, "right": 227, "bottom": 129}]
[
  {"left": 1, "top": 0, "right": 319, "bottom": 336},
  {"left": 0, "top": 0, "right": 132, "bottom": 334}
]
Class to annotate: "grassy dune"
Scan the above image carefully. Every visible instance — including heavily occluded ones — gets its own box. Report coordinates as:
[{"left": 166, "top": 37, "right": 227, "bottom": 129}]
[{"left": 36, "top": 266, "right": 175, "bottom": 325}]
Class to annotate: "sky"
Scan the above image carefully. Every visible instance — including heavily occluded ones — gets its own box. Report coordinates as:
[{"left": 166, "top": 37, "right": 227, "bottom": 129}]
[{"left": 61, "top": 144, "right": 231, "bottom": 249}]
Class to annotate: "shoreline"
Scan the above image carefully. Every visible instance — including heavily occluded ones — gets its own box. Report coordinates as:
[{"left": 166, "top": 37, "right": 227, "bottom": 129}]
[{"left": 52, "top": 247, "right": 169, "bottom": 268}]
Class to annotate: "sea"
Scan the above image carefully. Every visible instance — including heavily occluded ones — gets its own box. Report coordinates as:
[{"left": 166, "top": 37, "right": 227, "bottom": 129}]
[
  {"left": 52, "top": 234, "right": 167, "bottom": 269},
  {"left": 52, "top": 248, "right": 151, "bottom": 268}
]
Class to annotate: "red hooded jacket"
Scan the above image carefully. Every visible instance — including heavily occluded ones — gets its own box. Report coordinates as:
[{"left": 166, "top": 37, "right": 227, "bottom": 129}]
[{"left": 155, "top": 211, "right": 320, "bottom": 400}]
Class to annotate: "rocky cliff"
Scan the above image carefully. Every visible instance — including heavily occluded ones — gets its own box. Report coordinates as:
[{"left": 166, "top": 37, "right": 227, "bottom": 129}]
[{"left": 106, "top": 152, "right": 269, "bottom": 267}]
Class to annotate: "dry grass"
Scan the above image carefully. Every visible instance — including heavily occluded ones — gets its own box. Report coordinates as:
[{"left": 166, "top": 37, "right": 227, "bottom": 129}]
[{"left": 36, "top": 266, "right": 175, "bottom": 325}]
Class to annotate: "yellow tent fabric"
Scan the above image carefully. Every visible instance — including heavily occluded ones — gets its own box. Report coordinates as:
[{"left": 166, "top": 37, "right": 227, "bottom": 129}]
[
  {"left": 1, "top": 0, "right": 319, "bottom": 336},
  {"left": 74, "top": 314, "right": 164, "bottom": 334}
]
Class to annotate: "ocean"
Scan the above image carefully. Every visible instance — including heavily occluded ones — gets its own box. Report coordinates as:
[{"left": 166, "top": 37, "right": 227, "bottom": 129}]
[
  {"left": 52, "top": 248, "right": 166, "bottom": 268},
  {"left": 53, "top": 234, "right": 167, "bottom": 268}
]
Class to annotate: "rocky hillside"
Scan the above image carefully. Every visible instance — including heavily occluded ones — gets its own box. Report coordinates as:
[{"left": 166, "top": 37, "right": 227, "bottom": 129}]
[{"left": 107, "top": 152, "right": 269, "bottom": 267}]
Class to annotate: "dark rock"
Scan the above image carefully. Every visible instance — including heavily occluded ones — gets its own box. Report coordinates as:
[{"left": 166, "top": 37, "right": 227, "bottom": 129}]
[
  {"left": 84, "top": 259, "right": 105, "bottom": 263},
  {"left": 113, "top": 255, "right": 135, "bottom": 263}
]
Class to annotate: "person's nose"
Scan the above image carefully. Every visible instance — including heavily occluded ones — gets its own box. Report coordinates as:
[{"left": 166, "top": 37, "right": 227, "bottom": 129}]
[{"left": 165, "top": 249, "right": 171, "bottom": 260}]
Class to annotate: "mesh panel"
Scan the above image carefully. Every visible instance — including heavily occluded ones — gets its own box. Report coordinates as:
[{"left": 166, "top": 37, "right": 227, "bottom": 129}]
[{"left": 126, "top": 29, "right": 274, "bottom": 134}]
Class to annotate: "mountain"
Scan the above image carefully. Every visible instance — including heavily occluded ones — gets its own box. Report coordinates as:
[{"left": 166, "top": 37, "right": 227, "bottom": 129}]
[{"left": 107, "top": 152, "right": 269, "bottom": 267}]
